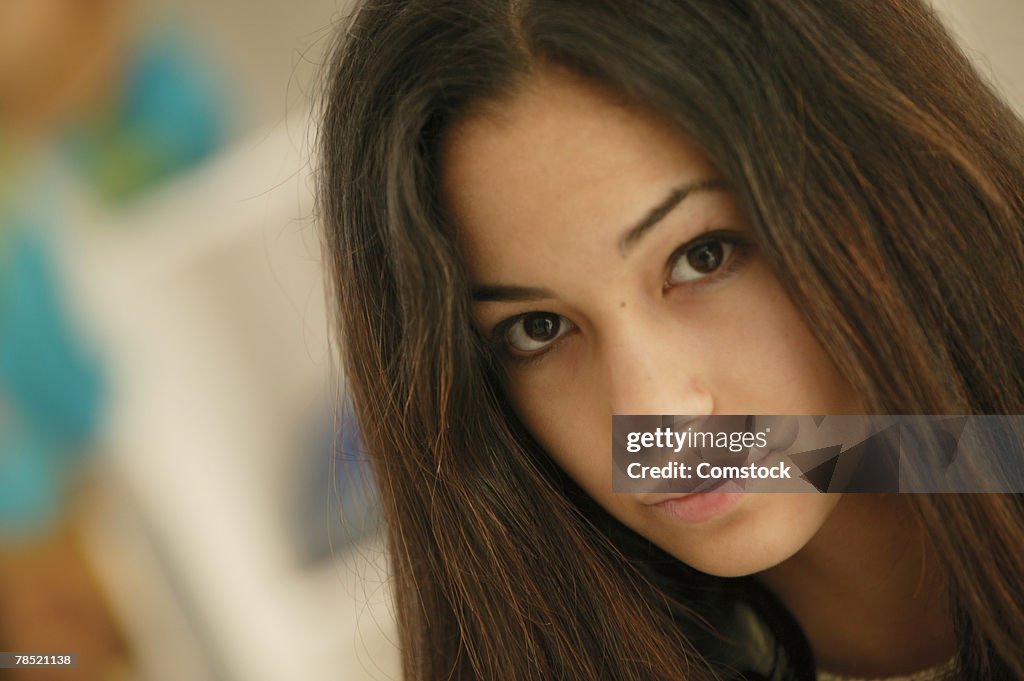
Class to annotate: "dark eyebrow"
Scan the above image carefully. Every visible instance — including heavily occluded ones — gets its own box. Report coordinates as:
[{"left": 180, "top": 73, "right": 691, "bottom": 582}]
[
  {"left": 471, "top": 284, "right": 554, "bottom": 302},
  {"left": 618, "top": 177, "right": 727, "bottom": 256}
]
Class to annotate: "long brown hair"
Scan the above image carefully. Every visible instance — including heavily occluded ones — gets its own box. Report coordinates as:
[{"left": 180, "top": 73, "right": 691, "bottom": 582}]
[{"left": 317, "top": 1, "right": 1024, "bottom": 679}]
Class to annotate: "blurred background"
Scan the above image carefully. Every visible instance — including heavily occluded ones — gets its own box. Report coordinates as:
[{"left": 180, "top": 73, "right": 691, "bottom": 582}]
[{"left": 0, "top": 1, "right": 1020, "bottom": 680}]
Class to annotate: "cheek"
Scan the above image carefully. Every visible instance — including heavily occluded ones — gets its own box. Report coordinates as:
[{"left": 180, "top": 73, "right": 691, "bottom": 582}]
[
  {"left": 714, "top": 266, "right": 860, "bottom": 414},
  {"left": 507, "top": 379, "right": 613, "bottom": 500}
]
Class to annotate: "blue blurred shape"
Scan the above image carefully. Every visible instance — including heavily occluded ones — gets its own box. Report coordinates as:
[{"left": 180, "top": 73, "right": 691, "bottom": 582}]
[
  {"left": 65, "top": 24, "right": 230, "bottom": 202},
  {"left": 0, "top": 225, "right": 105, "bottom": 538},
  {"left": 0, "top": 419, "right": 63, "bottom": 538}
]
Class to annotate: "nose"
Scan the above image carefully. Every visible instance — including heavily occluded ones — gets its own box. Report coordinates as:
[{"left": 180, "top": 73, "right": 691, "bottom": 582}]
[{"left": 599, "top": 310, "right": 715, "bottom": 419}]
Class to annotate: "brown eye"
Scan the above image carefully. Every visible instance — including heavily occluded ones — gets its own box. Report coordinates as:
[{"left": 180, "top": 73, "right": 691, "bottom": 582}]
[
  {"left": 667, "top": 238, "right": 735, "bottom": 285},
  {"left": 505, "top": 312, "right": 575, "bottom": 354}
]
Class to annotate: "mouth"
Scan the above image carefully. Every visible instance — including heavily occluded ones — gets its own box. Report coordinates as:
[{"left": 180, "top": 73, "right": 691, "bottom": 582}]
[
  {"left": 637, "top": 475, "right": 744, "bottom": 504},
  {"left": 632, "top": 444, "right": 776, "bottom": 503},
  {"left": 633, "top": 441, "right": 783, "bottom": 523},
  {"left": 647, "top": 478, "right": 747, "bottom": 524}
]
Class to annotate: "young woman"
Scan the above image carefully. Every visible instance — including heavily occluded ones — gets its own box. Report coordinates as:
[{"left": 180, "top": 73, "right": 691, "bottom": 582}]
[{"left": 317, "top": 1, "right": 1024, "bottom": 679}]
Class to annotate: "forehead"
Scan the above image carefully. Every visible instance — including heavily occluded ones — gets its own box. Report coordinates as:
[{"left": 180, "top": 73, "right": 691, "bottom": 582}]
[{"left": 439, "top": 69, "right": 719, "bottom": 283}]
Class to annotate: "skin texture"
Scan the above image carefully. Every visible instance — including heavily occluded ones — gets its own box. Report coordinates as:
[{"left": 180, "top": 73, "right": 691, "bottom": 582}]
[
  {"left": 441, "top": 68, "right": 955, "bottom": 676},
  {"left": 442, "top": 68, "right": 856, "bottom": 578}
]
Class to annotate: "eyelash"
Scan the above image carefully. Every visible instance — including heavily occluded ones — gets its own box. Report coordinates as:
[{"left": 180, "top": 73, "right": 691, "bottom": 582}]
[
  {"left": 663, "top": 229, "right": 750, "bottom": 291},
  {"left": 490, "top": 315, "right": 570, "bottom": 368},
  {"left": 490, "top": 229, "right": 750, "bottom": 367}
]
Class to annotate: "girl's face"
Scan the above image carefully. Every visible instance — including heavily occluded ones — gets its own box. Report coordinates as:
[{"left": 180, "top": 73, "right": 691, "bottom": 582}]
[{"left": 441, "top": 69, "right": 861, "bottom": 577}]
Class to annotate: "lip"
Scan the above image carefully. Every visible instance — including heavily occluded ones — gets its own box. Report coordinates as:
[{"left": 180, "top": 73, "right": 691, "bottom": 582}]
[
  {"left": 648, "top": 478, "right": 747, "bottom": 524},
  {"left": 638, "top": 445, "right": 776, "bottom": 523},
  {"left": 632, "top": 445, "right": 776, "bottom": 502}
]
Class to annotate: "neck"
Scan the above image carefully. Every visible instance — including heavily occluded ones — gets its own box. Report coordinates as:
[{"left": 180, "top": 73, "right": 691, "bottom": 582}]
[{"left": 757, "top": 494, "right": 955, "bottom": 677}]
